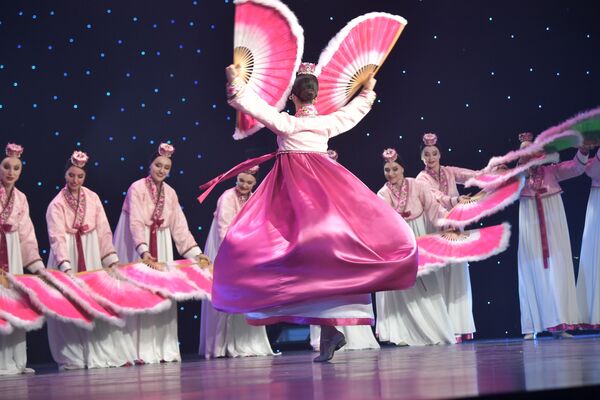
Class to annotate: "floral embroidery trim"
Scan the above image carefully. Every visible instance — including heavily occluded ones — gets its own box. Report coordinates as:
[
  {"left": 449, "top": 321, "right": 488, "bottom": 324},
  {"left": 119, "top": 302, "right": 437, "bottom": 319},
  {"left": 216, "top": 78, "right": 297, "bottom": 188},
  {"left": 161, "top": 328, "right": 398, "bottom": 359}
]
[
  {"left": 234, "top": 188, "right": 250, "bottom": 207},
  {"left": 386, "top": 180, "right": 409, "bottom": 214},
  {"left": 0, "top": 187, "right": 15, "bottom": 224},
  {"left": 295, "top": 104, "right": 318, "bottom": 118},
  {"left": 425, "top": 166, "right": 449, "bottom": 195},
  {"left": 61, "top": 186, "right": 86, "bottom": 229},
  {"left": 529, "top": 166, "right": 545, "bottom": 193},
  {"left": 145, "top": 176, "right": 165, "bottom": 224}
]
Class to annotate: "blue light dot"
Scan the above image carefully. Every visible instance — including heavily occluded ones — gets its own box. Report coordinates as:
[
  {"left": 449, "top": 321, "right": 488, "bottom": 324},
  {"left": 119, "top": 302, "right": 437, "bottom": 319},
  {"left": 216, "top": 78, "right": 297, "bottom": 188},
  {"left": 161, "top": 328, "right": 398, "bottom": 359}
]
[
  {"left": 196, "top": 49, "right": 202, "bottom": 54},
  {"left": 94, "top": 161, "right": 99, "bottom": 167},
  {"left": 73, "top": 104, "right": 78, "bottom": 109},
  {"left": 106, "top": 9, "right": 112, "bottom": 14},
  {"left": 106, "top": 91, "right": 111, "bottom": 96},
  {"left": 108, "top": 136, "right": 113, "bottom": 141},
  {"left": 133, "top": 17, "right": 139, "bottom": 22},
  {"left": 556, "top": 72, "right": 560, "bottom": 76},
  {"left": 169, "top": 73, "right": 175, "bottom": 78},
  {"left": 54, "top": 131, "right": 60, "bottom": 136},
  {"left": 152, "top": 23, "right": 158, "bottom": 29},
  {"left": 171, "top": 19, "right": 176, "bottom": 24},
  {"left": 120, "top": 156, "right": 125, "bottom": 161},
  {"left": 50, "top": 11, "right": 55, "bottom": 16},
  {"left": 154, "top": 88, "right": 159, "bottom": 93},
  {"left": 18, "top": 11, "right": 24, "bottom": 16},
  {"left": 86, "top": 23, "right": 92, "bottom": 29},
  {"left": 488, "top": 16, "right": 493, "bottom": 21},
  {"left": 212, "top": 104, "right": 217, "bottom": 109},
  {"left": 42, "top": 249, "right": 47, "bottom": 254},
  {"left": 436, "top": 80, "right": 441, "bottom": 84},
  {"left": 156, "top": 51, "right": 161, "bottom": 56},
  {"left": 448, "top": 148, "right": 452, "bottom": 152},
  {"left": 210, "top": 24, "right": 215, "bottom": 29},
  {"left": 117, "top": 39, "right": 123, "bottom": 45},
  {"left": 0, "top": 64, "right": 4, "bottom": 69},
  {"left": 69, "top": 38, "right": 75, "bottom": 43},
  {"left": 193, "top": 80, "right": 199, "bottom": 85},
  {"left": 0, "top": 104, "right": 3, "bottom": 109},
  {"left": 32, "top": 14, "right": 37, "bottom": 20},
  {"left": 150, "top": 140, "right": 155, "bottom": 144},
  {"left": 85, "top": 69, "right": 91, "bottom": 75},
  {"left": 178, "top": 44, "right": 184, "bottom": 49},
  {"left": 132, "top": 136, "right": 137, "bottom": 140},
  {"left": 125, "top": 72, "right": 131, "bottom": 78},
  {"left": 140, "top": 50, "right": 146, "bottom": 56},
  {"left": 182, "top": 136, "right": 187, "bottom": 141},
  {"left": 13, "top": 82, "right": 18, "bottom": 87},
  {"left": 329, "top": 16, "right": 334, "bottom": 21},
  {"left": 37, "top": 181, "right": 42, "bottom": 187},
  {"left": 179, "top": 170, "right": 184, "bottom": 175},
  {"left": 100, "top": 52, "right": 105, "bottom": 58},
  {"left": 122, "top": 191, "right": 126, "bottom": 196},
  {"left": 181, "top": 97, "right": 186, "bottom": 102},
  {"left": 64, "top": 72, "right": 69, "bottom": 77},
  {"left": 189, "top": 21, "right": 194, "bottom": 27},
  {"left": 141, "top": 103, "right": 146, "bottom": 108},
  {"left": 91, "top": 115, "right": 96, "bottom": 120},
  {"left": 226, "top": 116, "right": 231, "bottom": 121},
  {"left": 197, "top": 226, "right": 203, "bottom": 230},
  {"left": 32, "top": 103, "right": 38, "bottom": 108},
  {"left": 586, "top": 71, "right": 591, "bottom": 75},
  {"left": 166, "top": 110, "right": 172, "bottom": 115},
  {"left": 76, "top": 141, "right": 81, "bottom": 146},
  {"left": 180, "top": 306, "right": 184, "bottom": 311},
  {"left": 17, "top": 44, "right": 22, "bottom": 49},
  {"left": 31, "top": 65, "right": 36, "bottom": 70},
  {"left": 103, "top": 200, "right": 108, "bottom": 205},
  {"left": 48, "top": 44, "right": 53, "bottom": 50},
  {"left": 197, "top": 154, "right": 202, "bottom": 159},
  {"left": 195, "top": 121, "right": 200, "bottom": 126},
  {"left": 120, "top": 107, "right": 125, "bottom": 112},
  {"left": 194, "top": 315, "right": 198, "bottom": 320},
  {"left": 139, "top": 166, "right": 144, "bottom": 171}
]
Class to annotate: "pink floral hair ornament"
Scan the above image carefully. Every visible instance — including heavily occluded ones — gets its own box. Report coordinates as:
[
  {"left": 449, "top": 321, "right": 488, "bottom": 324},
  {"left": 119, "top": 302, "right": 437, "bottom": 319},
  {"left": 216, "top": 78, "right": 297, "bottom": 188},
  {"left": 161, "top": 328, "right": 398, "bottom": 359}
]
[
  {"left": 327, "top": 149, "right": 339, "bottom": 161},
  {"left": 382, "top": 148, "right": 398, "bottom": 163},
  {"left": 70, "top": 151, "right": 89, "bottom": 168},
  {"left": 297, "top": 62, "right": 317, "bottom": 76},
  {"left": 158, "top": 143, "right": 175, "bottom": 158},
  {"left": 5, "top": 143, "right": 24, "bottom": 158},
  {"left": 518, "top": 132, "right": 534, "bottom": 143},
  {"left": 244, "top": 165, "right": 260, "bottom": 175},
  {"left": 422, "top": 133, "right": 438, "bottom": 146}
]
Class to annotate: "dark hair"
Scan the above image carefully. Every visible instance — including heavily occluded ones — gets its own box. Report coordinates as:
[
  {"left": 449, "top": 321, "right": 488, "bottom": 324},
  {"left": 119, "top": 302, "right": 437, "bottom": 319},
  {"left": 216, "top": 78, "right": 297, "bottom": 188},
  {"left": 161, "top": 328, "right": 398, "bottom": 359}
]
[
  {"left": 64, "top": 159, "right": 86, "bottom": 173},
  {"left": 148, "top": 153, "right": 173, "bottom": 166},
  {"left": 291, "top": 74, "right": 319, "bottom": 103},
  {"left": 384, "top": 157, "right": 404, "bottom": 168}
]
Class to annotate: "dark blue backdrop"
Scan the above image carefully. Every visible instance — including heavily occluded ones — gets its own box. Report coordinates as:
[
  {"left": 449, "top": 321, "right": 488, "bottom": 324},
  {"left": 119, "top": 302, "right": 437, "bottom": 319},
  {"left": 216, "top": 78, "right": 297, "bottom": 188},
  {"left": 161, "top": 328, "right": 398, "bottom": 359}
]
[{"left": 1, "top": 0, "right": 599, "bottom": 362}]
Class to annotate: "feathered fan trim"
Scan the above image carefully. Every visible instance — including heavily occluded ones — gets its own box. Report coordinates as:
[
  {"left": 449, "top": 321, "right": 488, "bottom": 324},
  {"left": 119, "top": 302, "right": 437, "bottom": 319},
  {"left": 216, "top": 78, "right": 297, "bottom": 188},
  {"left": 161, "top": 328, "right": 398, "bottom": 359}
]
[{"left": 0, "top": 284, "right": 46, "bottom": 331}]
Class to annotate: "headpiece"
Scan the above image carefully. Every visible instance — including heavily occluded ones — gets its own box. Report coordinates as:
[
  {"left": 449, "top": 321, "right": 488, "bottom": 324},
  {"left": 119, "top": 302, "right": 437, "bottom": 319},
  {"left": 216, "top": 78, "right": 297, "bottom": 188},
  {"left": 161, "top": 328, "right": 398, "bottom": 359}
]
[
  {"left": 382, "top": 148, "right": 398, "bottom": 163},
  {"left": 5, "top": 143, "right": 23, "bottom": 159},
  {"left": 243, "top": 165, "right": 260, "bottom": 175},
  {"left": 158, "top": 143, "right": 175, "bottom": 158},
  {"left": 327, "top": 149, "right": 339, "bottom": 161},
  {"left": 518, "top": 132, "right": 534, "bottom": 143},
  {"left": 70, "top": 151, "right": 89, "bottom": 168},
  {"left": 422, "top": 133, "right": 438, "bottom": 146},
  {"left": 297, "top": 62, "right": 317, "bottom": 76}
]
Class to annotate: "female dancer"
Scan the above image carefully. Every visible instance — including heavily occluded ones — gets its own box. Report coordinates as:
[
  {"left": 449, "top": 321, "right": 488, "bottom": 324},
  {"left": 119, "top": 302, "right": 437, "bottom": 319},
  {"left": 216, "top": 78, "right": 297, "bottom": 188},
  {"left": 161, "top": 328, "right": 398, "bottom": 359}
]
[
  {"left": 0, "top": 143, "right": 44, "bottom": 375},
  {"left": 376, "top": 148, "right": 455, "bottom": 346},
  {"left": 577, "top": 147, "right": 600, "bottom": 329},
  {"left": 199, "top": 167, "right": 275, "bottom": 359},
  {"left": 416, "top": 133, "right": 478, "bottom": 341},
  {"left": 205, "top": 63, "right": 417, "bottom": 363},
  {"left": 46, "top": 151, "right": 135, "bottom": 369},
  {"left": 114, "top": 143, "right": 209, "bottom": 364},
  {"left": 516, "top": 133, "right": 588, "bottom": 338}
]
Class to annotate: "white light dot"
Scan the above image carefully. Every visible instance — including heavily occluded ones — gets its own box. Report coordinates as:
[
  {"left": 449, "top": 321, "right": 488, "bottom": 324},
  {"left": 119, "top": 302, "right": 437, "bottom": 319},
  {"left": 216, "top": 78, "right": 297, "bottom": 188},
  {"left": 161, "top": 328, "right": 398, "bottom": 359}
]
[
  {"left": 448, "top": 148, "right": 452, "bottom": 152},
  {"left": 529, "top": 67, "right": 534, "bottom": 72},
  {"left": 436, "top": 80, "right": 441, "bottom": 84},
  {"left": 465, "top": 103, "right": 470, "bottom": 108},
  {"left": 586, "top": 70, "right": 590, "bottom": 75},
  {"left": 545, "top": 26, "right": 550, "bottom": 31},
  {"left": 507, "top": 95, "right": 511, "bottom": 100},
  {"left": 510, "top": 34, "right": 515, "bottom": 39},
  {"left": 478, "top": 149, "right": 482, "bottom": 153},
  {"left": 490, "top": 71, "right": 495, "bottom": 76},
  {"left": 488, "top": 17, "right": 493, "bottom": 21},
  {"left": 420, "top": 116, "right": 424, "bottom": 120},
  {"left": 487, "top": 301, "right": 491, "bottom": 305},
  {"left": 538, "top": 104, "right": 542, "bottom": 109},
  {"left": 399, "top": 135, "right": 403, "bottom": 139},
  {"left": 433, "top": 35, "right": 437, "bottom": 39},
  {"left": 586, "top": 34, "right": 591, "bottom": 39},
  {"left": 556, "top": 72, "right": 560, "bottom": 76},
  {"left": 366, "top": 132, "right": 370, "bottom": 137}
]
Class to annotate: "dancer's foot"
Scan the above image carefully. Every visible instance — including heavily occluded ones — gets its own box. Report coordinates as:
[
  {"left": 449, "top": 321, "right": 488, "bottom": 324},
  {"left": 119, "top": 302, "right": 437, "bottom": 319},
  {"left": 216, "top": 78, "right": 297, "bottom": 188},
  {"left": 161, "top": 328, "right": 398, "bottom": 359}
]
[
  {"left": 551, "top": 331, "right": 573, "bottom": 339},
  {"left": 523, "top": 333, "right": 536, "bottom": 340},
  {"left": 313, "top": 331, "right": 346, "bottom": 363}
]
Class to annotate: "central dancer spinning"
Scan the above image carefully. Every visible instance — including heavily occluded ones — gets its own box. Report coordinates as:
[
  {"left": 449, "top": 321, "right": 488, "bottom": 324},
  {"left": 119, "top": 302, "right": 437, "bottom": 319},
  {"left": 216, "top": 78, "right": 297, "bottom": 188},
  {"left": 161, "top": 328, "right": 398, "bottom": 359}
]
[{"left": 201, "top": 63, "right": 417, "bottom": 362}]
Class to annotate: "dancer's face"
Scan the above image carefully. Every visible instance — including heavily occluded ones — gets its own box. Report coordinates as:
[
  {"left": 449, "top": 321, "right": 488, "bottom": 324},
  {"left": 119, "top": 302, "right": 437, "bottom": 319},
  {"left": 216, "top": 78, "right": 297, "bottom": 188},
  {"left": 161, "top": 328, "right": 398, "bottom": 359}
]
[
  {"left": 384, "top": 161, "right": 404, "bottom": 185},
  {"left": 65, "top": 166, "right": 86, "bottom": 193},
  {"left": 236, "top": 172, "right": 256, "bottom": 195},
  {"left": 421, "top": 146, "right": 441, "bottom": 170},
  {"left": 149, "top": 156, "right": 172, "bottom": 183},
  {"left": 0, "top": 157, "right": 22, "bottom": 188}
]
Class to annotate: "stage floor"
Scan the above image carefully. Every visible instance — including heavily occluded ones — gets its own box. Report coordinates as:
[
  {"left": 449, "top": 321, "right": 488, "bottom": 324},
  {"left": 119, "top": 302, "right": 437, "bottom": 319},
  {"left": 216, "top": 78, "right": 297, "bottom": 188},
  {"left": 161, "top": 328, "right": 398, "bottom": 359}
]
[{"left": 2, "top": 336, "right": 600, "bottom": 399}]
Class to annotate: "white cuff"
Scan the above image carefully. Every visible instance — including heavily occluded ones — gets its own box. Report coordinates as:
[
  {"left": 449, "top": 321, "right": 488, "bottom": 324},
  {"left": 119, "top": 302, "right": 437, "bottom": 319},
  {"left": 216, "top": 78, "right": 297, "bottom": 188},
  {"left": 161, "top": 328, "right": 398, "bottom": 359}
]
[
  {"left": 577, "top": 150, "right": 589, "bottom": 165},
  {"left": 59, "top": 261, "right": 72, "bottom": 272},
  {"left": 101, "top": 253, "right": 119, "bottom": 268},
  {"left": 137, "top": 244, "right": 149, "bottom": 257},
  {"left": 183, "top": 246, "right": 202, "bottom": 260},
  {"left": 26, "top": 260, "right": 45, "bottom": 274}
]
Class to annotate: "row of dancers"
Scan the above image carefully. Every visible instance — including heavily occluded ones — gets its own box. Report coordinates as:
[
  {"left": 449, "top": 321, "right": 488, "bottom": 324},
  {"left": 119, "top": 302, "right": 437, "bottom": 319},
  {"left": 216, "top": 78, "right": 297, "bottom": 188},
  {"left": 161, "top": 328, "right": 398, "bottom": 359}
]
[
  {"left": 2, "top": 64, "right": 599, "bottom": 369},
  {"left": 1, "top": 130, "right": 598, "bottom": 372}
]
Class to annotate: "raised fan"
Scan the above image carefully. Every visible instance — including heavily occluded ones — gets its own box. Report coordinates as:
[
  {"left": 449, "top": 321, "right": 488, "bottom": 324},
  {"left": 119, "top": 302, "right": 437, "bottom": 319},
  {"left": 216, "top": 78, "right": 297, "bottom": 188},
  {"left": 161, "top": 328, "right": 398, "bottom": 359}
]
[
  {"left": 115, "top": 261, "right": 208, "bottom": 301},
  {"left": 171, "top": 259, "right": 213, "bottom": 300},
  {"left": 0, "top": 284, "right": 45, "bottom": 331},
  {"left": 7, "top": 274, "right": 94, "bottom": 330},
  {"left": 40, "top": 269, "right": 124, "bottom": 327},
  {"left": 538, "top": 106, "right": 600, "bottom": 146},
  {"left": 470, "top": 153, "right": 559, "bottom": 190},
  {"left": 439, "top": 176, "right": 525, "bottom": 228},
  {"left": 77, "top": 269, "right": 172, "bottom": 315},
  {"left": 232, "top": 0, "right": 304, "bottom": 139},
  {"left": 417, "top": 223, "right": 511, "bottom": 264},
  {"left": 315, "top": 12, "right": 407, "bottom": 115}
]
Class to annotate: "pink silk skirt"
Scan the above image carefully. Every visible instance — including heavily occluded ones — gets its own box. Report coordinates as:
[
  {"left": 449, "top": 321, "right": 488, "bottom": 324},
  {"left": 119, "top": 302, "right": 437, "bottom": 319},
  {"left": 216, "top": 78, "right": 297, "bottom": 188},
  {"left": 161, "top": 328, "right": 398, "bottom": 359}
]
[{"left": 213, "top": 152, "right": 418, "bottom": 315}]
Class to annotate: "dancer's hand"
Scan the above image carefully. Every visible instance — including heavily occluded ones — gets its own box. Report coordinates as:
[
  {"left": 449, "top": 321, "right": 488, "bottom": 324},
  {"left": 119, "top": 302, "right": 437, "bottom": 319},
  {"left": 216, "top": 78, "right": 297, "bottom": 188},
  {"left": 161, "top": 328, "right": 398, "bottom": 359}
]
[
  {"left": 363, "top": 73, "right": 377, "bottom": 91},
  {"left": 197, "top": 254, "right": 211, "bottom": 267},
  {"left": 141, "top": 252, "right": 157, "bottom": 263},
  {"left": 226, "top": 64, "right": 241, "bottom": 83}
]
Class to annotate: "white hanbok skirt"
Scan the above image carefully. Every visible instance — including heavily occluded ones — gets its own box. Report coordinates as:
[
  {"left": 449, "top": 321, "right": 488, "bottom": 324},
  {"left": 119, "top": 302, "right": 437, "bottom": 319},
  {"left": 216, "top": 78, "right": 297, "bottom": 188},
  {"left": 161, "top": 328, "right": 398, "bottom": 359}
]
[
  {"left": 518, "top": 195, "right": 580, "bottom": 334},
  {"left": 0, "top": 231, "right": 32, "bottom": 375},
  {"left": 199, "top": 219, "right": 275, "bottom": 359},
  {"left": 114, "top": 211, "right": 180, "bottom": 363},
  {"left": 375, "top": 216, "right": 455, "bottom": 346},
  {"left": 576, "top": 187, "right": 600, "bottom": 328},
  {"left": 47, "top": 230, "right": 136, "bottom": 369}
]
